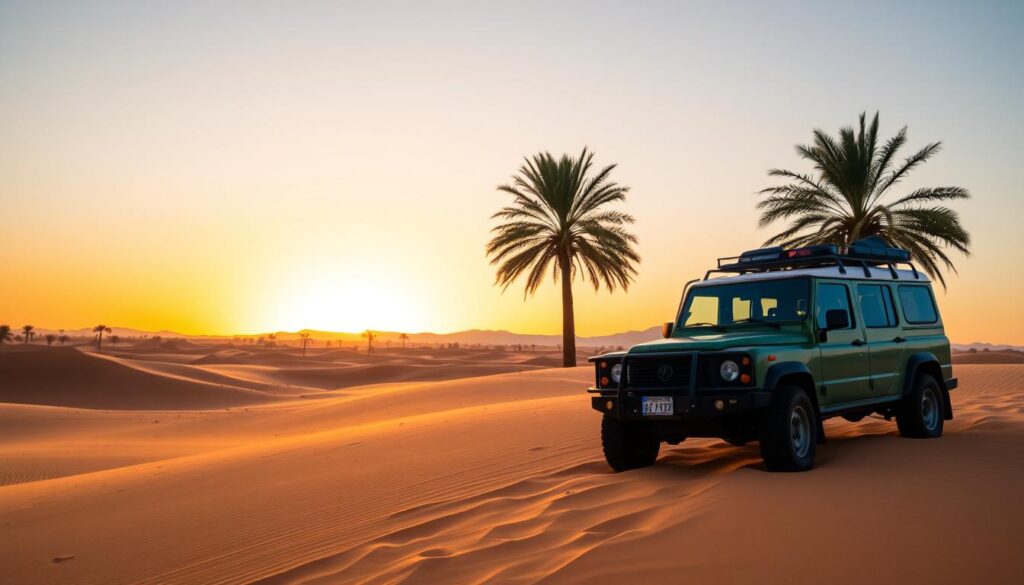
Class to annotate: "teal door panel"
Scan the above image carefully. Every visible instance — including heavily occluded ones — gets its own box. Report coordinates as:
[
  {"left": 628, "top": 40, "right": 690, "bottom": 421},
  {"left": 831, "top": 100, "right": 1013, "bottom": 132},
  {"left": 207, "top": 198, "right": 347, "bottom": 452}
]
[
  {"left": 856, "top": 283, "right": 904, "bottom": 396},
  {"left": 815, "top": 281, "right": 871, "bottom": 405}
]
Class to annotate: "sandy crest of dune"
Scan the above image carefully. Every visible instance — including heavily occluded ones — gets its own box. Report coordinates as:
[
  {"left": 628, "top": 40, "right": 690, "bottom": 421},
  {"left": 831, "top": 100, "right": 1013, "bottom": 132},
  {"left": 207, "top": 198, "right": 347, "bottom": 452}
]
[{"left": 1, "top": 365, "right": 1022, "bottom": 585}]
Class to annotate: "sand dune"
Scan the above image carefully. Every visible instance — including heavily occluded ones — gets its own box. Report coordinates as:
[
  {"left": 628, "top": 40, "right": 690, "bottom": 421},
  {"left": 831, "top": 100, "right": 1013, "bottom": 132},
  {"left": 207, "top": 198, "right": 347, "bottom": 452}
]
[
  {"left": 0, "top": 347, "right": 277, "bottom": 410},
  {"left": 1, "top": 358, "right": 1022, "bottom": 584},
  {"left": 953, "top": 350, "right": 1024, "bottom": 364}
]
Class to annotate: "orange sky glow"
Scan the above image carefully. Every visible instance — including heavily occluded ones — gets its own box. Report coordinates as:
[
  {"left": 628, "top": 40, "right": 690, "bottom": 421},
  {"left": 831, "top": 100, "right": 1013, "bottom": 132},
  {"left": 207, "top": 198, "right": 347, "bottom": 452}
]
[{"left": 2, "top": 2, "right": 1022, "bottom": 344}]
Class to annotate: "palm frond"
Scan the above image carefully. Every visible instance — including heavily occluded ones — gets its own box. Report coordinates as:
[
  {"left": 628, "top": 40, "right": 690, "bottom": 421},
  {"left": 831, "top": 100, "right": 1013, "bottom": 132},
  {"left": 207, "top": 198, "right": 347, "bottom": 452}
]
[{"left": 758, "top": 112, "right": 970, "bottom": 288}]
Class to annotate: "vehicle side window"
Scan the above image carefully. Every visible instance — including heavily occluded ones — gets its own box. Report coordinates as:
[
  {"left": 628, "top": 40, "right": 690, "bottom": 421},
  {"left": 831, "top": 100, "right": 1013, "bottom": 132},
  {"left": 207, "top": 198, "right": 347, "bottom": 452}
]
[
  {"left": 857, "top": 284, "right": 898, "bottom": 328},
  {"left": 898, "top": 285, "right": 939, "bottom": 324},
  {"left": 815, "top": 283, "right": 854, "bottom": 329},
  {"left": 881, "top": 286, "right": 898, "bottom": 326}
]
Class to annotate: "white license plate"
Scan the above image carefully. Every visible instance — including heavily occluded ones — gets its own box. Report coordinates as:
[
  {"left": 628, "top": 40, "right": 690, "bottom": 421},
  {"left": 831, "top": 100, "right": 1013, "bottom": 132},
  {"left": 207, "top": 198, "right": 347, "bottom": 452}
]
[{"left": 641, "top": 396, "right": 674, "bottom": 416}]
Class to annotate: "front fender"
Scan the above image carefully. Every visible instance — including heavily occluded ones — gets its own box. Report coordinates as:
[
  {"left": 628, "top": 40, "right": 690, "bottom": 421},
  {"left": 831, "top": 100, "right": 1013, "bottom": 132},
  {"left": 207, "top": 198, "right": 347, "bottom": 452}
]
[{"left": 762, "top": 361, "right": 814, "bottom": 391}]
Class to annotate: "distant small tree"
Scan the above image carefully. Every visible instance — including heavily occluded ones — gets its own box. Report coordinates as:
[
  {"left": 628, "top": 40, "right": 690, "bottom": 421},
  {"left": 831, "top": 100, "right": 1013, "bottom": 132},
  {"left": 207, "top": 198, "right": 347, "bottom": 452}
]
[
  {"left": 14, "top": 334, "right": 22, "bottom": 342},
  {"left": 266, "top": 333, "right": 277, "bottom": 347},
  {"left": 398, "top": 333, "right": 409, "bottom": 349},
  {"left": 361, "top": 330, "right": 377, "bottom": 354},
  {"left": 58, "top": 334, "right": 70, "bottom": 346},
  {"left": 93, "top": 324, "right": 112, "bottom": 350},
  {"left": 299, "top": 332, "right": 312, "bottom": 357},
  {"left": 968, "top": 348, "right": 978, "bottom": 354},
  {"left": 45, "top": 334, "right": 56, "bottom": 346},
  {"left": 21, "top": 324, "right": 34, "bottom": 344},
  {"left": 0, "top": 324, "right": 12, "bottom": 344},
  {"left": 110, "top": 335, "right": 120, "bottom": 348}
]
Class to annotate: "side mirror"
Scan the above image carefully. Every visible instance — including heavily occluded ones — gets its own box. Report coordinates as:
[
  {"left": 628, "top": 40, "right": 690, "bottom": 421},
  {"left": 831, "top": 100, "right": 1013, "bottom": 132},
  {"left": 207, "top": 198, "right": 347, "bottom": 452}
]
[
  {"left": 825, "top": 309, "right": 850, "bottom": 330},
  {"left": 662, "top": 322, "right": 674, "bottom": 339},
  {"left": 819, "top": 309, "right": 850, "bottom": 342}
]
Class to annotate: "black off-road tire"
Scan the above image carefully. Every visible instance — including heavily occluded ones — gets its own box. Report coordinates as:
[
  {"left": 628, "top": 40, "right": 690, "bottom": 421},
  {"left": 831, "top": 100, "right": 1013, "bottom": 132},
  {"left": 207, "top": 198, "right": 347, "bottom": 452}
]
[
  {"left": 896, "top": 373, "right": 944, "bottom": 438},
  {"left": 601, "top": 415, "right": 660, "bottom": 472},
  {"left": 758, "top": 385, "right": 817, "bottom": 472}
]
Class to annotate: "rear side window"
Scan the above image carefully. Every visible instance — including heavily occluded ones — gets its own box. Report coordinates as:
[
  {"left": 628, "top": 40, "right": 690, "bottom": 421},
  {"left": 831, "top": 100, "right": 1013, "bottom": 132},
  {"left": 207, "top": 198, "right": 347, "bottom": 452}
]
[
  {"left": 858, "top": 284, "right": 898, "bottom": 328},
  {"left": 898, "top": 285, "right": 939, "bottom": 324},
  {"left": 816, "top": 283, "right": 854, "bottom": 329}
]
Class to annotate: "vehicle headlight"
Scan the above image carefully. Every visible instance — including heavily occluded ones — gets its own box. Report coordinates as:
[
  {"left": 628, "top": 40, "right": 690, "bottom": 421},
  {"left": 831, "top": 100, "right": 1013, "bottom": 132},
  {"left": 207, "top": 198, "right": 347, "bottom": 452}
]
[
  {"left": 720, "top": 360, "right": 739, "bottom": 382},
  {"left": 610, "top": 363, "right": 623, "bottom": 383}
]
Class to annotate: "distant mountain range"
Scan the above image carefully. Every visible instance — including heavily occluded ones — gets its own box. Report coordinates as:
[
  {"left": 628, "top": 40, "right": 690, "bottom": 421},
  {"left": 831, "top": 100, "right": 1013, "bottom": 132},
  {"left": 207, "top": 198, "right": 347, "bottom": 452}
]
[
  {"left": 951, "top": 342, "right": 1024, "bottom": 353},
  {"left": 28, "top": 325, "right": 663, "bottom": 349},
  {"left": 24, "top": 325, "right": 1020, "bottom": 352}
]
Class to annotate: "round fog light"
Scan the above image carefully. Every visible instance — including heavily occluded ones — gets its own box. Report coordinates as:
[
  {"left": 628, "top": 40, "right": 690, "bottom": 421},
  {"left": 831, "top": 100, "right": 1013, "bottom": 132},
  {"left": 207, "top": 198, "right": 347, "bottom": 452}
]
[
  {"left": 714, "top": 399, "right": 725, "bottom": 411},
  {"left": 605, "top": 400, "right": 614, "bottom": 411},
  {"left": 720, "top": 360, "right": 740, "bottom": 382}
]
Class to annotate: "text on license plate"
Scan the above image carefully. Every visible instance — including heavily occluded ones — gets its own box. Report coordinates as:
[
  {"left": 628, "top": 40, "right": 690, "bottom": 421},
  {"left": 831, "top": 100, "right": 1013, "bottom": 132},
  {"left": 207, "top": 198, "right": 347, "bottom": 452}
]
[{"left": 641, "top": 396, "right": 673, "bottom": 416}]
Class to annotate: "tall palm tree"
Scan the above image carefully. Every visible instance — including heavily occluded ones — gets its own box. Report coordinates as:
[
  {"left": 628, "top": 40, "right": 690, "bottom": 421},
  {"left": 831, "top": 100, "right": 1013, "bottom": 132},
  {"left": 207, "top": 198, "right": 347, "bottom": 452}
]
[
  {"left": 361, "top": 330, "right": 377, "bottom": 354},
  {"left": 398, "top": 333, "right": 410, "bottom": 349},
  {"left": 0, "top": 325, "right": 11, "bottom": 344},
  {"left": 757, "top": 112, "right": 970, "bottom": 287},
  {"left": 299, "top": 332, "right": 311, "bottom": 357},
  {"left": 93, "top": 324, "right": 111, "bottom": 350},
  {"left": 487, "top": 148, "right": 640, "bottom": 367},
  {"left": 21, "top": 325, "right": 34, "bottom": 344}
]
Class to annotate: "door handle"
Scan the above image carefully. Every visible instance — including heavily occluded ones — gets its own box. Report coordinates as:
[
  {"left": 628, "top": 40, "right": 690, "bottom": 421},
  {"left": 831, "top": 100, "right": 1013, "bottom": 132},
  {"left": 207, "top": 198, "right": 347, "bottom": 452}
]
[
  {"left": 851, "top": 339, "right": 866, "bottom": 346},
  {"left": 893, "top": 336, "right": 906, "bottom": 343}
]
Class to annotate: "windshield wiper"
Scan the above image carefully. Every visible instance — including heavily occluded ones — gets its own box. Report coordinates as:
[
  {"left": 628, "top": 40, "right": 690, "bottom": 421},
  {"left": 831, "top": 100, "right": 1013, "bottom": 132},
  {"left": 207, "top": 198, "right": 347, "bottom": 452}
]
[
  {"left": 683, "top": 322, "right": 725, "bottom": 332},
  {"left": 729, "top": 318, "right": 782, "bottom": 329}
]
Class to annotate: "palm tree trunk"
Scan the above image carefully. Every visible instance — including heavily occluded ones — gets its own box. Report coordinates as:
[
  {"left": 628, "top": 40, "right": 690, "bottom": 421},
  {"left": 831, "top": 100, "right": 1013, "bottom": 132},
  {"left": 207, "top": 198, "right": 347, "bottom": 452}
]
[{"left": 559, "top": 256, "right": 576, "bottom": 368}]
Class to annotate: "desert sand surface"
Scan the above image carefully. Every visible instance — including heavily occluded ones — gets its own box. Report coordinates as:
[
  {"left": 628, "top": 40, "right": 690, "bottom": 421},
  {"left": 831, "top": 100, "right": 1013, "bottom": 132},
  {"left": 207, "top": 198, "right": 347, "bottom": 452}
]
[
  {"left": 1, "top": 344, "right": 1022, "bottom": 584},
  {"left": 953, "top": 350, "right": 1024, "bottom": 364}
]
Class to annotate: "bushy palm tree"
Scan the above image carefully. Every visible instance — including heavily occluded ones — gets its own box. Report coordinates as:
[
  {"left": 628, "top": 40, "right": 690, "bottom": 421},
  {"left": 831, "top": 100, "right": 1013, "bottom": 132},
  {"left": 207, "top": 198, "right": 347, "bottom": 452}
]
[
  {"left": 758, "top": 112, "right": 970, "bottom": 287},
  {"left": 21, "top": 325, "right": 34, "bottom": 344},
  {"left": 398, "top": 333, "right": 410, "bottom": 349},
  {"left": 45, "top": 334, "right": 56, "bottom": 346},
  {"left": 361, "top": 330, "right": 377, "bottom": 354},
  {"left": 299, "top": 332, "right": 311, "bottom": 357},
  {"left": 93, "top": 324, "right": 111, "bottom": 350},
  {"left": 487, "top": 148, "right": 640, "bottom": 367},
  {"left": 58, "top": 334, "right": 70, "bottom": 346},
  {"left": 0, "top": 324, "right": 11, "bottom": 344}
]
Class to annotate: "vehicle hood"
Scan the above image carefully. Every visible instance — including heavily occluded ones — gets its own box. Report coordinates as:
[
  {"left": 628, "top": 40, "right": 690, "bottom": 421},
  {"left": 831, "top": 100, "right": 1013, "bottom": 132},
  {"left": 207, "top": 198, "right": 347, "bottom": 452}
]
[{"left": 628, "top": 330, "right": 809, "bottom": 353}]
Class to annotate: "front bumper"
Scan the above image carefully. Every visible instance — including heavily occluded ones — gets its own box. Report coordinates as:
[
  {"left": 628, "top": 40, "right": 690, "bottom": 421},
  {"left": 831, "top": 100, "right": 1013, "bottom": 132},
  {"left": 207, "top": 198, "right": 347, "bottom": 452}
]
[{"left": 591, "top": 389, "right": 773, "bottom": 420}]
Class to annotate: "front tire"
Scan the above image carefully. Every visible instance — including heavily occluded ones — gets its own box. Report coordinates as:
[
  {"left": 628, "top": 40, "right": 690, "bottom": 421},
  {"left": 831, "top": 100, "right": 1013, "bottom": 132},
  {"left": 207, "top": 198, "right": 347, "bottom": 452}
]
[
  {"left": 896, "top": 373, "right": 944, "bottom": 438},
  {"left": 601, "top": 415, "right": 660, "bottom": 472},
  {"left": 758, "top": 386, "right": 817, "bottom": 472}
]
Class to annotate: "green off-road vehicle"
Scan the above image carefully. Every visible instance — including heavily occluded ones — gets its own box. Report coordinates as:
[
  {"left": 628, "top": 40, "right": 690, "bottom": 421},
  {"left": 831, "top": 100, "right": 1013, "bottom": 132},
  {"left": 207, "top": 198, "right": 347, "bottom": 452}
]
[{"left": 588, "top": 236, "right": 957, "bottom": 472}]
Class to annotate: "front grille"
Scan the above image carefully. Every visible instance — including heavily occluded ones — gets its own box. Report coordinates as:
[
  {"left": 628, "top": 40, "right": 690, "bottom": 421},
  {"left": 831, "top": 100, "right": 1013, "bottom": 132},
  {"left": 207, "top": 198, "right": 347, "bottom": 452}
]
[{"left": 627, "top": 355, "right": 693, "bottom": 389}]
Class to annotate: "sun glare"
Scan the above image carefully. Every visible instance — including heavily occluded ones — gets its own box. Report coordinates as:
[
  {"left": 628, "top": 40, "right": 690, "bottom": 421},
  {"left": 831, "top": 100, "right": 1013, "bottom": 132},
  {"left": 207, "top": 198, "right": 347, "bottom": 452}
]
[{"left": 275, "top": 284, "right": 424, "bottom": 333}]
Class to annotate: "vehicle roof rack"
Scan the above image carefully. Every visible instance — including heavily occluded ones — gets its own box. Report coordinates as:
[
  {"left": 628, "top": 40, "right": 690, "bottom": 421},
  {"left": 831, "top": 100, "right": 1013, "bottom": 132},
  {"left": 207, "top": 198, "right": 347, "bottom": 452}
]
[{"left": 704, "top": 237, "right": 921, "bottom": 281}]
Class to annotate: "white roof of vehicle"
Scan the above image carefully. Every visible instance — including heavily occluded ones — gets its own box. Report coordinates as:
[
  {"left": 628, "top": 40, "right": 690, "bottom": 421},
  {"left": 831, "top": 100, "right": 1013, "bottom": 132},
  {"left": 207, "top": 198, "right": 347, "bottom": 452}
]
[{"left": 692, "top": 265, "right": 930, "bottom": 287}]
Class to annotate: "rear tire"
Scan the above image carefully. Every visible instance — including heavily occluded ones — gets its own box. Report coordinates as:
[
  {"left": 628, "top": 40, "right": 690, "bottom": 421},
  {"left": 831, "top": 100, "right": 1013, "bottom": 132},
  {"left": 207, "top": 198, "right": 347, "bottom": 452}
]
[
  {"left": 601, "top": 415, "right": 660, "bottom": 472},
  {"left": 896, "top": 373, "right": 944, "bottom": 438},
  {"left": 758, "top": 386, "right": 817, "bottom": 472}
]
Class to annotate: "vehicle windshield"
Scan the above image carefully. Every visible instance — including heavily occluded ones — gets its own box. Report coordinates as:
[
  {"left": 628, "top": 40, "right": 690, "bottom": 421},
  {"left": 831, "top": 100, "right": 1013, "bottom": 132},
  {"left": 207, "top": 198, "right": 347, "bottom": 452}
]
[{"left": 678, "top": 278, "right": 810, "bottom": 328}]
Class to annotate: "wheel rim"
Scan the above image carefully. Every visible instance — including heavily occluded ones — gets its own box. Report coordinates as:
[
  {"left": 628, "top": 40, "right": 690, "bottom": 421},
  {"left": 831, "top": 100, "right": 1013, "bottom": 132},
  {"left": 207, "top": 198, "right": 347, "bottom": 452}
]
[
  {"left": 921, "top": 388, "right": 939, "bottom": 431},
  {"left": 790, "top": 405, "right": 811, "bottom": 458}
]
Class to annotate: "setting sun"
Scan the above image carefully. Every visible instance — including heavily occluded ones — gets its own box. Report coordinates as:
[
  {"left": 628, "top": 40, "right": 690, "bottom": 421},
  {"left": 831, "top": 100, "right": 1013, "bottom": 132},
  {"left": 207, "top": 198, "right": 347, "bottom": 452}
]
[{"left": 272, "top": 282, "right": 425, "bottom": 333}]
